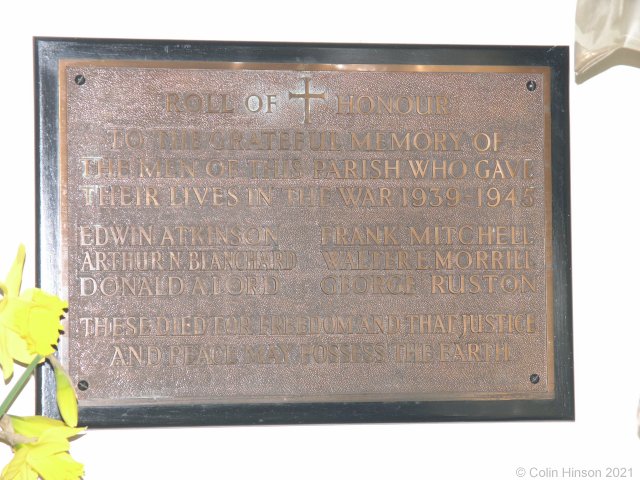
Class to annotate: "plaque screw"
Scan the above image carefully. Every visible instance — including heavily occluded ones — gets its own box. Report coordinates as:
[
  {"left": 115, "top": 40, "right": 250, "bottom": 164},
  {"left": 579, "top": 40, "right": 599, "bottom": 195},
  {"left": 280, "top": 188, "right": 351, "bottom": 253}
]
[
  {"left": 529, "top": 373, "right": 540, "bottom": 384},
  {"left": 77, "top": 380, "right": 89, "bottom": 391},
  {"left": 74, "top": 74, "right": 86, "bottom": 86},
  {"left": 526, "top": 80, "right": 537, "bottom": 91}
]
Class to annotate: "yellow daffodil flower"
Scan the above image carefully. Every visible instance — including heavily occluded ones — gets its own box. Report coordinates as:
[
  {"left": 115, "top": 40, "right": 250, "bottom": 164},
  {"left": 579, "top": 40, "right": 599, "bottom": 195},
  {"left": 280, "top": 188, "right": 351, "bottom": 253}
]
[
  {"left": 0, "top": 245, "right": 67, "bottom": 380},
  {"left": 2, "top": 416, "right": 84, "bottom": 480}
]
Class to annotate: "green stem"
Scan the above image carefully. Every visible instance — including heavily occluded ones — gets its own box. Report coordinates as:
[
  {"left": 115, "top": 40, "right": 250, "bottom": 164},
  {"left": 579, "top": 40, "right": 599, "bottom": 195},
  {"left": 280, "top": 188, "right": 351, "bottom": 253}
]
[{"left": 0, "top": 355, "right": 42, "bottom": 417}]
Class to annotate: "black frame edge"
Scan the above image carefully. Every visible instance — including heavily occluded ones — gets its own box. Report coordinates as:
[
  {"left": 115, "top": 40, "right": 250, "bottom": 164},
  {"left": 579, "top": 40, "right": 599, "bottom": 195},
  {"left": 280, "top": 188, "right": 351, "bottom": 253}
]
[
  {"left": 34, "top": 37, "right": 60, "bottom": 419},
  {"left": 34, "top": 38, "right": 573, "bottom": 427}
]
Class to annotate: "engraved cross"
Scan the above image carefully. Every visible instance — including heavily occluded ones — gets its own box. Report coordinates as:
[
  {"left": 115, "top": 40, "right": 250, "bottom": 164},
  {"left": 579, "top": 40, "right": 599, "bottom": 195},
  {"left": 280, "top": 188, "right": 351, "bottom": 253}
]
[{"left": 288, "top": 77, "right": 326, "bottom": 124}]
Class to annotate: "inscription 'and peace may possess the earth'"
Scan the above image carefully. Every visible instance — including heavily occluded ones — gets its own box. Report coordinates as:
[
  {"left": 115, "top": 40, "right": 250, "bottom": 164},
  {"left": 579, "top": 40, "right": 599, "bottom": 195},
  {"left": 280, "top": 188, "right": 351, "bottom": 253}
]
[{"left": 59, "top": 62, "right": 554, "bottom": 405}]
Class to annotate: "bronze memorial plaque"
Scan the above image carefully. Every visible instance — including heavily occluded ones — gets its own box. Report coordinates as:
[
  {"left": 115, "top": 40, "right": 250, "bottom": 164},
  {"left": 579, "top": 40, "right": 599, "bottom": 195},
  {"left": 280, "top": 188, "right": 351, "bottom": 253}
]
[{"left": 36, "top": 40, "right": 572, "bottom": 425}]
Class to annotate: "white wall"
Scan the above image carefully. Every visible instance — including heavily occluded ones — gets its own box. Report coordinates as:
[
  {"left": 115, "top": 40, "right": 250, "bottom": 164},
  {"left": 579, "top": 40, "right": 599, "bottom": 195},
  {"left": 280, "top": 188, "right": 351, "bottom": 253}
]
[{"left": 1, "top": 1, "right": 638, "bottom": 478}]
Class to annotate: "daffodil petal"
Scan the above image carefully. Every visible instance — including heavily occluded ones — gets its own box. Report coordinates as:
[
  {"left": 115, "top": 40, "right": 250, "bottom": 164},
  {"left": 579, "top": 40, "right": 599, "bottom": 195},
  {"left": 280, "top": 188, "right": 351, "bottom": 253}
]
[
  {"left": 40, "top": 426, "right": 86, "bottom": 443},
  {"left": 10, "top": 416, "right": 68, "bottom": 439},
  {"left": 26, "top": 436, "right": 70, "bottom": 460},
  {"left": 10, "top": 419, "right": 84, "bottom": 441},
  {"left": 0, "top": 326, "right": 16, "bottom": 380},
  {"left": 0, "top": 446, "right": 38, "bottom": 480},
  {"left": 5, "top": 245, "right": 26, "bottom": 298},
  {"left": 54, "top": 364, "right": 78, "bottom": 427},
  {"left": 0, "top": 281, "right": 8, "bottom": 307},
  {"left": 0, "top": 296, "right": 32, "bottom": 326},
  {"left": 0, "top": 324, "right": 36, "bottom": 379},
  {"left": 31, "top": 452, "right": 84, "bottom": 480}
]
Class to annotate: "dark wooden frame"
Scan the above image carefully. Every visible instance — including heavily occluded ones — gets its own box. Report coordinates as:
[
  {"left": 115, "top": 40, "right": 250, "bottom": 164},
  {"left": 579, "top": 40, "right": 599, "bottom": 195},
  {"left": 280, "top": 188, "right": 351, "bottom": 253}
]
[{"left": 35, "top": 38, "right": 573, "bottom": 427}]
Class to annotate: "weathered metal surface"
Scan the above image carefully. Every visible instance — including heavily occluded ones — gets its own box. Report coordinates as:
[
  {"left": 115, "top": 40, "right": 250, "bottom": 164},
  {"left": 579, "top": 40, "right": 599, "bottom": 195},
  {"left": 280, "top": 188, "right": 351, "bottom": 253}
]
[{"left": 59, "top": 60, "right": 554, "bottom": 407}]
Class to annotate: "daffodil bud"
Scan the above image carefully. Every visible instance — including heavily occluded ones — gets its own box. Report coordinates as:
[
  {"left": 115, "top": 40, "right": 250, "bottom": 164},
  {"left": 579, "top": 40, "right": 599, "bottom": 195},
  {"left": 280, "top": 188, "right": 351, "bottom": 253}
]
[{"left": 49, "top": 356, "right": 78, "bottom": 428}]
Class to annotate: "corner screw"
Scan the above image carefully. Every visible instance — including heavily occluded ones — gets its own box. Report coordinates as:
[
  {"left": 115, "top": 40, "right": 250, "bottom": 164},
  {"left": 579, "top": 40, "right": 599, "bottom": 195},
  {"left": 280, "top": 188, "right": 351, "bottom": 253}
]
[
  {"left": 529, "top": 373, "right": 540, "bottom": 384},
  {"left": 74, "top": 74, "right": 86, "bottom": 86},
  {"left": 526, "top": 80, "right": 537, "bottom": 91},
  {"left": 77, "top": 380, "right": 89, "bottom": 391}
]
